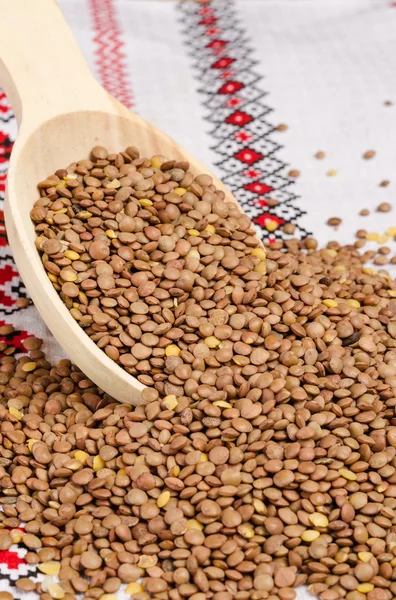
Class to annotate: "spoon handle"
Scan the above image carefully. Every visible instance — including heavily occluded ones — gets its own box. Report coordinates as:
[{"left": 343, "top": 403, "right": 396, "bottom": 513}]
[{"left": 0, "top": 0, "right": 109, "bottom": 131}]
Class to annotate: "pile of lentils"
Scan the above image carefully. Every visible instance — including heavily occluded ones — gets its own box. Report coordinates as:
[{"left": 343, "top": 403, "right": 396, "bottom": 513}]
[{"left": 0, "top": 145, "right": 389, "bottom": 600}]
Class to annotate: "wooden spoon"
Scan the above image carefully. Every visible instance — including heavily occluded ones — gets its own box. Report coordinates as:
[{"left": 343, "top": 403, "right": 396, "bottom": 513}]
[{"left": 0, "top": 0, "right": 247, "bottom": 405}]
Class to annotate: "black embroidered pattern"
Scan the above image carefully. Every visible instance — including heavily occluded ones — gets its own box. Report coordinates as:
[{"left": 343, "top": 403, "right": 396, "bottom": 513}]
[
  {"left": 177, "top": 0, "right": 310, "bottom": 242},
  {"left": 0, "top": 93, "right": 29, "bottom": 313}
]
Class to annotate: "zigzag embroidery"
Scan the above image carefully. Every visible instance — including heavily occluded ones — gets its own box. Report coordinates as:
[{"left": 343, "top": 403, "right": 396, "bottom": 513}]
[{"left": 89, "top": 0, "right": 134, "bottom": 109}]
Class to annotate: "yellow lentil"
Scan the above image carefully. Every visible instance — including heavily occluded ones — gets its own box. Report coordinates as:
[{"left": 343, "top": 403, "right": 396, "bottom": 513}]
[
  {"left": 238, "top": 525, "right": 254, "bottom": 539},
  {"left": 265, "top": 220, "right": 278, "bottom": 232},
  {"left": 254, "top": 262, "right": 266, "bottom": 275},
  {"left": 125, "top": 582, "right": 144, "bottom": 595},
  {"left": 64, "top": 250, "right": 80, "bottom": 260},
  {"left": 93, "top": 455, "right": 105, "bottom": 472},
  {"left": 157, "top": 491, "right": 171, "bottom": 508},
  {"left": 250, "top": 247, "right": 266, "bottom": 260},
  {"left": 204, "top": 336, "right": 220, "bottom": 348},
  {"left": 163, "top": 395, "right": 178, "bottom": 410},
  {"left": 9, "top": 407, "right": 22, "bottom": 420},
  {"left": 38, "top": 561, "right": 60, "bottom": 575},
  {"left": 301, "top": 530, "right": 321, "bottom": 542},
  {"left": 309, "top": 513, "right": 329, "bottom": 528},
  {"left": 358, "top": 552, "right": 373, "bottom": 563},
  {"left": 174, "top": 187, "right": 187, "bottom": 196},
  {"left": 74, "top": 450, "right": 89, "bottom": 464},
  {"left": 339, "top": 468, "right": 357, "bottom": 481},
  {"left": 322, "top": 299, "right": 338, "bottom": 308},
  {"left": 357, "top": 583, "right": 374, "bottom": 594},
  {"left": 187, "top": 519, "right": 203, "bottom": 531},
  {"left": 347, "top": 299, "right": 361, "bottom": 308},
  {"left": 165, "top": 345, "right": 181, "bottom": 357},
  {"left": 48, "top": 584, "right": 65, "bottom": 599},
  {"left": 21, "top": 362, "right": 37, "bottom": 372}
]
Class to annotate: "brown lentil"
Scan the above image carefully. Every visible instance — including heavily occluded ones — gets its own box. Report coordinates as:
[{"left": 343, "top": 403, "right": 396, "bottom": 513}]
[
  {"left": 327, "top": 217, "right": 342, "bottom": 227},
  {"left": 376, "top": 202, "right": 392, "bottom": 213},
  {"left": 16, "top": 578, "right": 36, "bottom": 592}
]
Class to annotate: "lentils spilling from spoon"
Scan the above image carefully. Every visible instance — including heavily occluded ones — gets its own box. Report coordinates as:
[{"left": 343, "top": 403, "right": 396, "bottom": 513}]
[{"left": 12, "top": 146, "right": 396, "bottom": 600}]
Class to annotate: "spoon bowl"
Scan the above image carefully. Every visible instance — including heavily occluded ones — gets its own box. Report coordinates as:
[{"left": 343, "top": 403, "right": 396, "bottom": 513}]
[{"left": 0, "top": 0, "right": 249, "bottom": 404}]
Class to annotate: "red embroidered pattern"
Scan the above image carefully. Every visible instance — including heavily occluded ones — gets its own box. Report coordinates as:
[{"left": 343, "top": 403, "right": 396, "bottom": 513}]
[
  {"left": 0, "top": 0, "right": 135, "bottom": 591},
  {"left": 89, "top": 0, "right": 134, "bottom": 108},
  {"left": 178, "top": 0, "right": 309, "bottom": 241},
  {"left": 0, "top": 550, "right": 26, "bottom": 570}
]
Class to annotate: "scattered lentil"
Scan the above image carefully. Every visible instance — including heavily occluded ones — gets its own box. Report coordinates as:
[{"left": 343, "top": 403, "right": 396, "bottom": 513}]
[
  {"left": 283, "top": 223, "right": 296, "bottom": 235},
  {"left": 327, "top": 217, "right": 342, "bottom": 227},
  {"left": 376, "top": 202, "right": 392, "bottom": 213}
]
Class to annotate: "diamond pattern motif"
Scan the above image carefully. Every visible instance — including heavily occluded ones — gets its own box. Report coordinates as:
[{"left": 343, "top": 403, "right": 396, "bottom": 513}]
[
  {"left": 0, "top": 118, "right": 27, "bottom": 314},
  {"left": 178, "top": 0, "right": 310, "bottom": 241}
]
